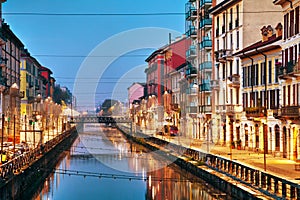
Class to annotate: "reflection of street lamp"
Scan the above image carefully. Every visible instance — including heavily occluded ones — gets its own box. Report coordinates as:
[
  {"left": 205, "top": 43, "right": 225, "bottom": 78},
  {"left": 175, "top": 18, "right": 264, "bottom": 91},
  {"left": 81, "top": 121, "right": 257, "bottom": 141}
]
[{"left": 10, "top": 83, "right": 19, "bottom": 156}]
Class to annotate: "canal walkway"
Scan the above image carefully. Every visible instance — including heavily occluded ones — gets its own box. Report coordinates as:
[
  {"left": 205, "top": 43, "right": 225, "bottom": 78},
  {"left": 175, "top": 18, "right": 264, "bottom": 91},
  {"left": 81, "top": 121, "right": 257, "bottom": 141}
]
[{"left": 154, "top": 135, "right": 300, "bottom": 183}]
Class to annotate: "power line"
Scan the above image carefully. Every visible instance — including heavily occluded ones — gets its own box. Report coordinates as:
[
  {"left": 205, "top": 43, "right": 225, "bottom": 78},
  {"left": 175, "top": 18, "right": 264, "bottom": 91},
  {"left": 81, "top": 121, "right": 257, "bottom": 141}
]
[
  {"left": 2, "top": 10, "right": 283, "bottom": 17},
  {"left": 32, "top": 54, "right": 151, "bottom": 58}
]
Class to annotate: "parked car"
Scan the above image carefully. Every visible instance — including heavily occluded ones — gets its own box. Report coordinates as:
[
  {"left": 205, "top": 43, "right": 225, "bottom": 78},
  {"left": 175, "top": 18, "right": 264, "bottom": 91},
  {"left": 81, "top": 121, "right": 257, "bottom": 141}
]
[
  {"left": 169, "top": 126, "right": 179, "bottom": 136},
  {"left": 157, "top": 125, "right": 179, "bottom": 136}
]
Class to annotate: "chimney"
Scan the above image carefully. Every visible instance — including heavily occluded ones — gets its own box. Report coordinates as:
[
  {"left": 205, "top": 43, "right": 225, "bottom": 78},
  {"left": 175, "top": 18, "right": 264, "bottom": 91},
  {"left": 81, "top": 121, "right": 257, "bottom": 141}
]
[
  {"left": 266, "top": 25, "right": 274, "bottom": 38},
  {"left": 275, "top": 23, "right": 283, "bottom": 37},
  {"left": 261, "top": 26, "right": 268, "bottom": 42}
]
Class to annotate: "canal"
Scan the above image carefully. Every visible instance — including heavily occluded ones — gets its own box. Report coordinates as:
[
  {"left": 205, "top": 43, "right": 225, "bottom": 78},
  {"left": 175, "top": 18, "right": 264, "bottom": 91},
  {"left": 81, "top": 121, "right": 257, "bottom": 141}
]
[{"left": 28, "top": 125, "right": 228, "bottom": 200}]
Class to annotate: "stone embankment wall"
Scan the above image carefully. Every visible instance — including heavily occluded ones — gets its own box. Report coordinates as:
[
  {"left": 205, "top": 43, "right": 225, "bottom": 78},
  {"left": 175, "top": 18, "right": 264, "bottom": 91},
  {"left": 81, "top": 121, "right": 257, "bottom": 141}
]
[{"left": 0, "top": 127, "right": 78, "bottom": 200}]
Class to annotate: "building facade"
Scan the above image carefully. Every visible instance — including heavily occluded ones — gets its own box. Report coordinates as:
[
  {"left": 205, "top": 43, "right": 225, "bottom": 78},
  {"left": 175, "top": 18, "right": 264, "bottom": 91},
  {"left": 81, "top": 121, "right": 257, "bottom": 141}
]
[
  {"left": 210, "top": 0, "right": 282, "bottom": 147},
  {"left": 274, "top": 0, "right": 300, "bottom": 160}
]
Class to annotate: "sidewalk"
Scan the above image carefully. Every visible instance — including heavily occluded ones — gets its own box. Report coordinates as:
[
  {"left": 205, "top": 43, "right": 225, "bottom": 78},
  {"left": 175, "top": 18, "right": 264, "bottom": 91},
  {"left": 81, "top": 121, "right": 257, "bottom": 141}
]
[{"left": 153, "top": 134, "right": 300, "bottom": 184}]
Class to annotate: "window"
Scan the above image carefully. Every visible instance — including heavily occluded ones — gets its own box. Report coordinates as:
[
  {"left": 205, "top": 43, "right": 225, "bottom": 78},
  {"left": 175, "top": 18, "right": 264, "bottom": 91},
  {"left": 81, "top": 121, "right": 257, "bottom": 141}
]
[
  {"left": 296, "top": 6, "right": 299, "bottom": 34},
  {"left": 275, "top": 59, "right": 279, "bottom": 83},
  {"left": 290, "top": 10, "right": 294, "bottom": 36},
  {"left": 216, "top": 17, "right": 220, "bottom": 36},
  {"left": 255, "top": 64, "right": 259, "bottom": 86},
  {"left": 236, "top": 31, "right": 239, "bottom": 49},
  {"left": 230, "top": 33, "right": 233, "bottom": 49},
  {"left": 222, "top": 64, "right": 225, "bottom": 80},
  {"left": 236, "top": 5, "right": 239, "bottom": 27},
  {"left": 229, "top": 8, "right": 233, "bottom": 30},
  {"left": 229, "top": 61, "right": 233, "bottom": 76},
  {"left": 261, "top": 62, "right": 265, "bottom": 85},
  {"left": 284, "top": 14, "right": 288, "bottom": 39},
  {"left": 236, "top": 59, "right": 239, "bottom": 75},
  {"left": 283, "top": 86, "right": 286, "bottom": 106},
  {"left": 268, "top": 60, "right": 272, "bottom": 83},
  {"left": 222, "top": 12, "right": 226, "bottom": 33}
]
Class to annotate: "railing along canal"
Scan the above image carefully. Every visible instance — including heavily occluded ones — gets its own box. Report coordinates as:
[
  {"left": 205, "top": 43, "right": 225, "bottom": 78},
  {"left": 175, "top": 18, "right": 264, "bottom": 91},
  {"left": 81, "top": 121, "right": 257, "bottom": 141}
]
[
  {"left": 0, "top": 127, "right": 75, "bottom": 183},
  {"left": 119, "top": 127, "right": 300, "bottom": 199}
]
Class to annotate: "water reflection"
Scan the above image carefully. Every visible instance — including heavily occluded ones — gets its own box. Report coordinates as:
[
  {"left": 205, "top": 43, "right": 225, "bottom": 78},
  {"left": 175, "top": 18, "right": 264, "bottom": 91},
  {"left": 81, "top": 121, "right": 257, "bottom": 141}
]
[{"left": 31, "top": 126, "right": 228, "bottom": 200}]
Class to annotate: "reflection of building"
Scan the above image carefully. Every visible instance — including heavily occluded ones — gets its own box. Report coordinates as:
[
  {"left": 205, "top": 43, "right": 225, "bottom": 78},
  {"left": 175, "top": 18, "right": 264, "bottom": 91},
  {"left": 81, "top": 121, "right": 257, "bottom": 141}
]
[{"left": 210, "top": 0, "right": 282, "bottom": 146}]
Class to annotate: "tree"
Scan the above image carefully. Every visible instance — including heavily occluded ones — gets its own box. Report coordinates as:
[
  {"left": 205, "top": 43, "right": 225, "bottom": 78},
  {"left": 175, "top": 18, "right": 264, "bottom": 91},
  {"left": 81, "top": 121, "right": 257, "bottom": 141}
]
[{"left": 53, "top": 85, "right": 71, "bottom": 105}]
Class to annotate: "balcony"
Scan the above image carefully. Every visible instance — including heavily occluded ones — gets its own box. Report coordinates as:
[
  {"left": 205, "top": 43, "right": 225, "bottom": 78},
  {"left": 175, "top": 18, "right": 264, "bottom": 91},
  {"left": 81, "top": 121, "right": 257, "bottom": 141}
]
[
  {"left": 280, "top": 106, "right": 300, "bottom": 118},
  {"left": 186, "top": 106, "right": 198, "bottom": 114},
  {"left": 199, "top": 61, "right": 212, "bottom": 70},
  {"left": 244, "top": 107, "right": 266, "bottom": 118},
  {"left": 185, "top": 64, "right": 197, "bottom": 78},
  {"left": 199, "top": 37, "right": 212, "bottom": 49},
  {"left": 0, "top": 29, "right": 6, "bottom": 46},
  {"left": 0, "top": 57, "right": 7, "bottom": 68},
  {"left": 216, "top": 105, "right": 243, "bottom": 114},
  {"left": 186, "top": 45, "right": 197, "bottom": 59},
  {"left": 0, "top": 75, "right": 7, "bottom": 87},
  {"left": 227, "top": 74, "right": 240, "bottom": 88},
  {"left": 200, "top": 0, "right": 212, "bottom": 8},
  {"left": 199, "top": 80, "right": 211, "bottom": 92},
  {"left": 199, "top": 105, "right": 212, "bottom": 113},
  {"left": 215, "top": 49, "right": 233, "bottom": 63},
  {"left": 199, "top": 18, "right": 212, "bottom": 29},
  {"left": 278, "top": 60, "right": 300, "bottom": 79},
  {"left": 210, "top": 80, "right": 220, "bottom": 90},
  {"left": 186, "top": 87, "right": 198, "bottom": 95},
  {"left": 185, "top": 5, "right": 197, "bottom": 20},
  {"left": 186, "top": 26, "right": 197, "bottom": 37}
]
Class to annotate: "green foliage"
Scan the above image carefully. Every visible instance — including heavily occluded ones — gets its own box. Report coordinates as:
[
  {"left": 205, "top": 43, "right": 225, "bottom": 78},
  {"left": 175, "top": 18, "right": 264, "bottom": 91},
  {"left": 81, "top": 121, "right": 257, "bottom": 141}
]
[{"left": 53, "top": 85, "right": 71, "bottom": 105}]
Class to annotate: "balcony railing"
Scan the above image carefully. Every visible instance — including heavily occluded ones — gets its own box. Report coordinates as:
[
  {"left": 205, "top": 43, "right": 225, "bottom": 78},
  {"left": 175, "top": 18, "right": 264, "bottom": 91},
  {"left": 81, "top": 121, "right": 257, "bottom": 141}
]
[
  {"left": 216, "top": 105, "right": 243, "bottom": 114},
  {"left": 0, "top": 75, "right": 7, "bottom": 87},
  {"left": 185, "top": 6, "right": 197, "bottom": 20},
  {"left": 280, "top": 106, "right": 300, "bottom": 118},
  {"left": 186, "top": 45, "right": 197, "bottom": 58},
  {"left": 199, "top": 18, "right": 212, "bottom": 28},
  {"left": 186, "top": 26, "right": 197, "bottom": 37},
  {"left": 199, "top": 105, "right": 212, "bottom": 113},
  {"left": 215, "top": 49, "right": 233, "bottom": 63},
  {"left": 200, "top": 0, "right": 212, "bottom": 7},
  {"left": 186, "top": 106, "right": 198, "bottom": 114},
  {"left": 199, "top": 61, "right": 212, "bottom": 70},
  {"left": 186, "top": 87, "right": 198, "bottom": 95},
  {"left": 277, "top": 60, "right": 300, "bottom": 79},
  {"left": 185, "top": 64, "right": 197, "bottom": 78},
  {"left": 245, "top": 107, "right": 266, "bottom": 117},
  {"left": 210, "top": 80, "right": 220, "bottom": 89},
  {"left": 228, "top": 74, "right": 240, "bottom": 87},
  {"left": 199, "top": 37, "right": 212, "bottom": 49},
  {"left": 199, "top": 81, "right": 211, "bottom": 92}
]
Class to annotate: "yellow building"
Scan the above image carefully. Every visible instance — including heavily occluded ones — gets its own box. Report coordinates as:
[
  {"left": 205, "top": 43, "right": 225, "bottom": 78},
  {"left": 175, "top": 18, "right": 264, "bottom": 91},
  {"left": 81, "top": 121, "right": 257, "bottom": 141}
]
[{"left": 235, "top": 24, "right": 283, "bottom": 155}]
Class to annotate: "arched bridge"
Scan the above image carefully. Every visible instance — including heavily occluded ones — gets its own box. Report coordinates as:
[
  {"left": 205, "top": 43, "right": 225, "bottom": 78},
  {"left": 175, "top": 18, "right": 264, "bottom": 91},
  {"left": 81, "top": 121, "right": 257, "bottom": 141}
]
[{"left": 72, "top": 116, "right": 132, "bottom": 124}]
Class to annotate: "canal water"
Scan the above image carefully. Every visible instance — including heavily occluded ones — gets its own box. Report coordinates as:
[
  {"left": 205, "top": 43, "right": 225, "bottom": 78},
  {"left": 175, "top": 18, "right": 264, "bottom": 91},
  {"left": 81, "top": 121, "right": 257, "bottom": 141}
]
[{"left": 29, "top": 125, "right": 228, "bottom": 200}]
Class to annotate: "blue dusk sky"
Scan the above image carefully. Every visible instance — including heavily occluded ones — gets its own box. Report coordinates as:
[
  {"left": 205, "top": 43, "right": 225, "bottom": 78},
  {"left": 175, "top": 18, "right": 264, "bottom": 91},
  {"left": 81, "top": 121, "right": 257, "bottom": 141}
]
[{"left": 2, "top": 0, "right": 187, "bottom": 111}]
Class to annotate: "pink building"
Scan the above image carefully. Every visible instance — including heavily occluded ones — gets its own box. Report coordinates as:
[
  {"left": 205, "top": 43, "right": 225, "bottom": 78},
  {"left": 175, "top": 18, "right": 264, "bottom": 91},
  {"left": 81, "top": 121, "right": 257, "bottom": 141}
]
[{"left": 127, "top": 82, "right": 147, "bottom": 105}]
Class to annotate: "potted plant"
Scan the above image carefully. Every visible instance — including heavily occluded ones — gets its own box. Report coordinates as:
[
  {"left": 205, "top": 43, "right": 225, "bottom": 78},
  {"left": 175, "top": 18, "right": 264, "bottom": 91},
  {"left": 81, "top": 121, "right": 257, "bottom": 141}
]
[{"left": 236, "top": 139, "right": 242, "bottom": 150}]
